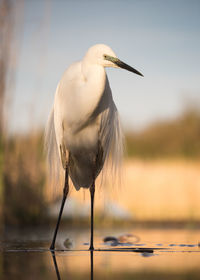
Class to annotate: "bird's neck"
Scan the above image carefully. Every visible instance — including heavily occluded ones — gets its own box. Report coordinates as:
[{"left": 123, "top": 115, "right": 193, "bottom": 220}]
[
  {"left": 80, "top": 61, "right": 106, "bottom": 119},
  {"left": 82, "top": 60, "right": 106, "bottom": 84}
]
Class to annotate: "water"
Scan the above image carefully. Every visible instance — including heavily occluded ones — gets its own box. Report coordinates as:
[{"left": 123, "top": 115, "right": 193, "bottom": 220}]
[{"left": 1, "top": 227, "right": 200, "bottom": 279}]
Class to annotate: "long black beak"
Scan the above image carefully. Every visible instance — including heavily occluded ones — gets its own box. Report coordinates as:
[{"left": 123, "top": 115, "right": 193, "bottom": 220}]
[
  {"left": 104, "top": 55, "right": 144, "bottom": 77},
  {"left": 114, "top": 59, "right": 144, "bottom": 77}
]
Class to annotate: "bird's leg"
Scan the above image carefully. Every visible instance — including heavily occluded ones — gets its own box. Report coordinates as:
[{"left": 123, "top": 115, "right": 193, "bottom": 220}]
[
  {"left": 89, "top": 180, "right": 95, "bottom": 251},
  {"left": 50, "top": 166, "right": 69, "bottom": 251}
]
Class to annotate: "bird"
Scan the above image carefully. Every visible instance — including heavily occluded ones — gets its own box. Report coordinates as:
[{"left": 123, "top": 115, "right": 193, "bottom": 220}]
[{"left": 45, "top": 44, "right": 143, "bottom": 251}]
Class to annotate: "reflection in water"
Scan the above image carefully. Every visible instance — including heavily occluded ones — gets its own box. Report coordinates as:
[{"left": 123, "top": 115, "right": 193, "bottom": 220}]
[
  {"left": 51, "top": 252, "right": 61, "bottom": 280},
  {"left": 90, "top": 251, "right": 93, "bottom": 280},
  {"left": 51, "top": 251, "right": 94, "bottom": 280},
  {"left": 51, "top": 248, "right": 155, "bottom": 280},
  {"left": 2, "top": 229, "right": 200, "bottom": 279}
]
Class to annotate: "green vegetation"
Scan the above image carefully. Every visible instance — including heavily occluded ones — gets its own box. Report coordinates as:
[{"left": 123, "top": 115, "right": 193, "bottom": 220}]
[{"left": 126, "top": 108, "right": 200, "bottom": 158}]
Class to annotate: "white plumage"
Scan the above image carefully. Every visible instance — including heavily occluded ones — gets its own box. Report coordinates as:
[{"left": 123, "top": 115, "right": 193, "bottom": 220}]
[
  {"left": 45, "top": 44, "right": 143, "bottom": 250},
  {"left": 45, "top": 44, "right": 124, "bottom": 190}
]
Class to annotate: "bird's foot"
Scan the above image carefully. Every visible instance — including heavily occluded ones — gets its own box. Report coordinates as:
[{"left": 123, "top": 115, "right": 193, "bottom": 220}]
[
  {"left": 89, "top": 245, "right": 94, "bottom": 251},
  {"left": 50, "top": 243, "right": 55, "bottom": 251}
]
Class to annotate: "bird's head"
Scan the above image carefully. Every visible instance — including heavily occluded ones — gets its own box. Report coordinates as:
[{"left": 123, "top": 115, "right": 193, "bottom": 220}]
[{"left": 83, "top": 44, "right": 143, "bottom": 77}]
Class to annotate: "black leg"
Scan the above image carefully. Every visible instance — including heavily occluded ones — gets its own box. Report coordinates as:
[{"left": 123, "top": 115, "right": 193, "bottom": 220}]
[
  {"left": 89, "top": 181, "right": 95, "bottom": 251},
  {"left": 50, "top": 167, "right": 69, "bottom": 250}
]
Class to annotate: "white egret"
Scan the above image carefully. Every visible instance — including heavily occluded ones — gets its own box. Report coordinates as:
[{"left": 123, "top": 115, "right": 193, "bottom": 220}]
[{"left": 45, "top": 44, "right": 143, "bottom": 251}]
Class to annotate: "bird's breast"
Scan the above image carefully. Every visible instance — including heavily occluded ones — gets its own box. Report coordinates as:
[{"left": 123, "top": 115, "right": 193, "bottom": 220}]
[
  {"left": 65, "top": 120, "right": 102, "bottom": 190},
  {"left": 63, "top": 117, "right": 100, "bottom": 155},
  {"left": 57, "top": 63, "right": 106, "bottom": 130}
]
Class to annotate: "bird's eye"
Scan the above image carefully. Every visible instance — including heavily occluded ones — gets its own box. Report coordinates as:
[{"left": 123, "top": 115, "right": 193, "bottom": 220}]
[{"left": 103, "top": 54, "right": 107, "bottom": 59}]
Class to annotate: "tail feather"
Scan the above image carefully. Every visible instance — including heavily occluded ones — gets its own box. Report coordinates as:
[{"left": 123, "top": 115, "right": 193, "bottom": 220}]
[{"left": 44, "top": 108, "right": 64, "bottom": 189}]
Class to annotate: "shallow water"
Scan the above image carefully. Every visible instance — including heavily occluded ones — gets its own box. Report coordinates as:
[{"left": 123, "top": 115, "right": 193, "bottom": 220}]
[{"left": 1, "top": 227, "right": 200, "bottom": 279}]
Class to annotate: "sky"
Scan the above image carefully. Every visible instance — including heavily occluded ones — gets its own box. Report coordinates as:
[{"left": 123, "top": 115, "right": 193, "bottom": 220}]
[{"left": 10, "top": 0, "right": 200, "bottom": 133}]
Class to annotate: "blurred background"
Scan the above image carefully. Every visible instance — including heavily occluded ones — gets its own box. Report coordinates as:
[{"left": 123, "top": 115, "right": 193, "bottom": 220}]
[{"left": 1, "top": 0, "right": 200, "bottom": 230}]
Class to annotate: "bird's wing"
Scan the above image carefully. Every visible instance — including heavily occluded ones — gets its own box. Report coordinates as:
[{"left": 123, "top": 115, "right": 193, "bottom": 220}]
[
  {"left": 45, "top": 84, "right": 69, "bottom": 188},
  {"left": 95, "top": 76, "right": 124, "bottom": 178}
]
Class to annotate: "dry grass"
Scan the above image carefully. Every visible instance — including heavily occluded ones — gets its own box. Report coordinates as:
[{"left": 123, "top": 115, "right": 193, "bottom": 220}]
[
  {"left": 68, "top": 159, "right": 200, "bottom": 222},
  {"left": 117, "top": 159, "right": 200, "bottom": 221},
  {"left": 3, "top": 132, "right": 47, "bottom": 225},
  {"left": 2, "top": 129, "right": 200, "bottom": 225}
]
